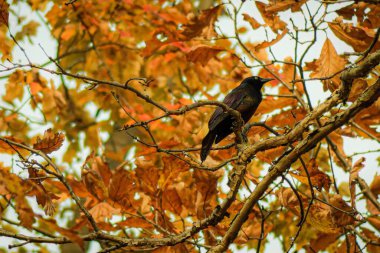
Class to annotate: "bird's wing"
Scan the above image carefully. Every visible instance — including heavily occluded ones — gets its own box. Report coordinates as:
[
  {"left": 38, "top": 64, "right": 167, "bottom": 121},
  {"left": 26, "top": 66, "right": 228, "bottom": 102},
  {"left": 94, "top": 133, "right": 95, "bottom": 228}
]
[{"left": 208, "top": 89, "right": 247, "bottom": 131}]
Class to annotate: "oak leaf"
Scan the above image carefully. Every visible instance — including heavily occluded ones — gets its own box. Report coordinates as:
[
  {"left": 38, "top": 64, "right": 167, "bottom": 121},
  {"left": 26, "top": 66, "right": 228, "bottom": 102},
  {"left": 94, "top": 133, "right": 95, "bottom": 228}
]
[{"left": 33, "top": 128, "right": 65, "bottom": 154}]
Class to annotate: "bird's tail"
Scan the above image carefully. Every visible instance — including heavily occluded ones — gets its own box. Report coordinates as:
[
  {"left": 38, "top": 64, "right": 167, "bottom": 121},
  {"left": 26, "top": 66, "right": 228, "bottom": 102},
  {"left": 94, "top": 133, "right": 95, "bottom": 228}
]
[{"left": 201, "top": 131, "right": 216, "bottom": 162}]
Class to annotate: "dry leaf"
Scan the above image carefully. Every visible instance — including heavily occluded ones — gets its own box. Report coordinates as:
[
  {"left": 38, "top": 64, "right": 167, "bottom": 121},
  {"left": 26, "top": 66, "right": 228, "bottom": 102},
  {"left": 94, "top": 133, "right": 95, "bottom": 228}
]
[
  {"left": 290, "top": 158, "right": 331, "bottom": 192},
  {"left": 329, "top": 20, "right": 380, "bottom": 52},
  {"left": 33, "top": 128, "right": 65, "bottom": 154},
  {"left": 0, "top": 0, "right": 9, "bottom": 26},
  {"left": 89, "top": 202, "right": 119, "bottom": 223},
  {"left": 82, "top": 167, "right": 109, "bottom": 202},
  {"left": 242, "top": 13, "right": 261, "bottom": 30},
  {"left": 256, "top": 1, "right": 287, "bottom": 33},
  {"left": 310, "top": 38, "right": 347, "bottom": 92},
  {"left": 186, "top": 45, "right": 223, "bottom": 66},
  {"left": 182, "top": 5, "right": 221, "bottom": 39}
]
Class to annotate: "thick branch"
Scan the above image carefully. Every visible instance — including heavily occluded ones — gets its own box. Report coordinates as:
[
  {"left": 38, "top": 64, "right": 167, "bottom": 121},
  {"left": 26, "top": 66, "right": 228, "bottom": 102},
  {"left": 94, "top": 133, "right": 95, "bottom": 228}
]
[{"left": 209, "top": 78, "right": 380, "bottom": 253}]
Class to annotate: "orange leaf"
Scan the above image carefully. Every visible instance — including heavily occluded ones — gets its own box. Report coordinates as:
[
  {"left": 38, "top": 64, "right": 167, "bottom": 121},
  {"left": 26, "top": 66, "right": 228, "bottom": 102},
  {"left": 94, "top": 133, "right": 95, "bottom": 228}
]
[
  {"left": 186, "top": 45, "right": 223, "bottom": 66},
  {"left": 15, "top": 195, "right": 35, "bottom": 229},
  {"left": 370, "top": 174, "right": 380, "bottom": 196},
  {"left": 0, "top": 136, "right": 29, "bottom": 156},
  {"left": 82, "top": 168, "right": 109, "bottom": 202},
  {"left": 40, "top": 219, "right": 84, "bottom": 249},
  {"left": 336, "top": 234, "right": 357, "bottom": 253},
  {"left": 348, "top": 78, "right": 368, "bottom": 102},
  {"left": 89, "top": 202, "right": 119, "bottom": 223},
  {"left": 256, "top": 1, "right": 287, "bottom": 33},
  {"left": 289, "top": 158, "right": 331, "bottom": 192},
  {"left": 256, "top": 146, "right": 286, "bottom": 164},
  {"left": 367, "top": 216, "right": 380, "bottom": 231},
  {"left": 310, "top": 38, "right": 347, "bottom": 92},
  {"left": 266, "top": 0, "right": 306, "bottom": 13},
  {"left": 109, "top": 168, "right": 136, "bottom": 209},
  {"left": 33, "top": 128, "right": 65, "bottom": 154},
  {"left": 329, "top": 20, "right": 380, "bottom": 52},
  {"left": 254, "top": 28, "right": 288, "bottom": 51},
  {"left": 242, "top": 13, "right": 261, "bottom": 30},
  {"left": 182, "top": 5, "right": 221, "bottom": 39}
]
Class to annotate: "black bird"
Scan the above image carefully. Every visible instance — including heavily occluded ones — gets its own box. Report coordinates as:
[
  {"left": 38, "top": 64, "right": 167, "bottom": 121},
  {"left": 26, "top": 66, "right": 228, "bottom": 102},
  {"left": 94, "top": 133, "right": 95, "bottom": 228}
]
[{"left": 200, "top": 76, "right": 273, "bottom": 162}]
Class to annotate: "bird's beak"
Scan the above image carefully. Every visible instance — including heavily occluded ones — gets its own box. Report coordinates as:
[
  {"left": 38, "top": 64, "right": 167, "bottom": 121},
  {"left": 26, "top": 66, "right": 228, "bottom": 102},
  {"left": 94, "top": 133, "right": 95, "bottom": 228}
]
[{"left": 262, "top": 78, "right": 274, "bottom": 83}]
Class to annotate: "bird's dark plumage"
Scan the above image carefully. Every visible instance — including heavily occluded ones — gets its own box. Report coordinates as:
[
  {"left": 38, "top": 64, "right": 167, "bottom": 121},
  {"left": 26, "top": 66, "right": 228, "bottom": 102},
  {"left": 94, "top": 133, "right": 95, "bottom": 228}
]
[{"left": 200, "top": 76, "right": 273, "bottom": 162}]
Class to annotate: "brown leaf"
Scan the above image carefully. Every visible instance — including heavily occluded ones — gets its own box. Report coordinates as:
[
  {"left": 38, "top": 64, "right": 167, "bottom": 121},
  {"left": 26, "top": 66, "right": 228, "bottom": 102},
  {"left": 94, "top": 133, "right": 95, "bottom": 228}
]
[
  {"left": 370, "top": 174, "right": 380, "bottom": 196},
  {"left": 353, "top": 103, "right": 380, "bottom": 139},
  {"left": 277, "top": 187, "right": 305, "bottom": 217},
  {"left": 329, "top": 20, "right": 380, "bottom": 52},
  {"left": 256, "top": 1, "right": 287, "bottom": 33},
  {"left": 361, "top": 228, "right": 380, "bottom": 253},
  {"left": 83, "top": 153, "right": 112, "bottom": 187},
  {"left": 182, "top": 5, "right": 221, "bottom": 39},
  {"left": 39, "top": 219, "right": 84, "bottom": 249},
  {"left": 15, "top": 195, "right": 35, "bottom": 229},
  {"left": 328, "top": 130, "right": 351, "bottom": 169},
  {"left": 367, "top": 216, "right": 380, "bottom": 231},
  {"left": 118, "top": 215, "right": 154, "bottom": 229},
  {"left": 310, "top": 38, "right": 348, "bottom": 92},
  {"left": 3, "top": 70, "right": 25, "bottom": 103},
  {"left": 329, "top": 195, "right": 356, "bottom": 227},
  {"left": 0, "top": 0, "right": 9, "bottom": 27},
  {"left": 242, "top": 13, "right": 261, "bottom": 30},
  {"left": 307, "top": 195, "right": 355, "bottom": 233},
  {"left": 256, "top": 146, "right": 286, "bottom": 164},
  {"left": 82, "top": 167, "right": 109, "bottom": 202},
  {"left": 290, "top": 158, "right": 331, "bottom": 192},
  {"left": 349, "top": 157, "right": 365, "bottom": 209},
  {"left": 309, "top": 232, "right": 340, "bottom": 252},
  {"left": 186, "top": 45, "right": 223, "bottom": 66},
  {"left": 89, "top": 202, "right": 119, "bottom": 223},
  {"left": 109, "top": 168, "right": 136, "bottom": 210},
  {"left": 33, "top": 128, "right": 65, "bottom": 154},
  {"left": 254, "top": 28, "right": 288, "bottom": 51},
  {"left": 0, "top": 136, "right": 29, "bottom": 156},
  {"left": 266, "top": 0, "right": 306, "bottom": 13},
  {"left": 336, "top": 234, "right": 357, "bottom": 253},
  {"left": 348, "top": 79, "right": 368, "bottom": 102}
]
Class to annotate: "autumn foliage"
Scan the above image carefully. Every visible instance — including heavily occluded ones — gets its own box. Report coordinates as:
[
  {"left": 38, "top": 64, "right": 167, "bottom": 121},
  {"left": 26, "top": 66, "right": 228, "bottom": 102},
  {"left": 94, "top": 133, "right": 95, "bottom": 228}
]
[{"left": 0, "top": 0, "right": 379, "bottom": 252}]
